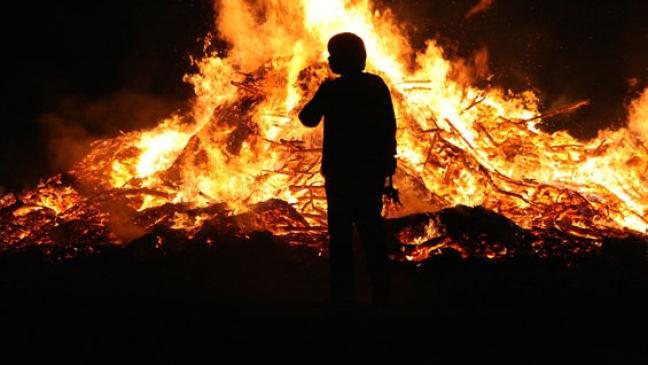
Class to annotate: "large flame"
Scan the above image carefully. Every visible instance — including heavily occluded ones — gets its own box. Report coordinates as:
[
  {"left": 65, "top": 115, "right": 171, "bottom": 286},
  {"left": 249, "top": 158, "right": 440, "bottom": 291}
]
[{"left": 2, "top": 0, "right": 647, "bottom": 258}]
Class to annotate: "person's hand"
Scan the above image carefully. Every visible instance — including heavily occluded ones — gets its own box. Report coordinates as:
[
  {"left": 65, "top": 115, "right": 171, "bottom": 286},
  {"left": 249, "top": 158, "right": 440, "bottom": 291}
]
[
  {"left": 311, "top": 79, "right": 334, "bottom": 111},
  {"left": 383, "top": 175, "right": 402, "bottom": 206},
  {"left": 318, "top": 79, "right": 334, "bottom": 97}
]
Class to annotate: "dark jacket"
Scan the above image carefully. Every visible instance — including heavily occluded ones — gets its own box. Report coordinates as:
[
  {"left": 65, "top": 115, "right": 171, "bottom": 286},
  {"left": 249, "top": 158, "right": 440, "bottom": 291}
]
[{"left": 298, "top": 72, "right": 397, "bottom": 179}]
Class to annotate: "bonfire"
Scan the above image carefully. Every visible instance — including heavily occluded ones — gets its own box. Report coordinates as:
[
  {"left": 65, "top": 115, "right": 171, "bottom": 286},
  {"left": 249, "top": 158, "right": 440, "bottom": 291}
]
[{"left": 2, "top": 0, "right": 647, "bottom": 262}]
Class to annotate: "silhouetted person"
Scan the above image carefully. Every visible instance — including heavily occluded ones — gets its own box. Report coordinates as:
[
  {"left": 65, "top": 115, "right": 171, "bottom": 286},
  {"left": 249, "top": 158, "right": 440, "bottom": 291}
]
[{"left": 299, "top": 32, "right": 397, "bottom": 310}]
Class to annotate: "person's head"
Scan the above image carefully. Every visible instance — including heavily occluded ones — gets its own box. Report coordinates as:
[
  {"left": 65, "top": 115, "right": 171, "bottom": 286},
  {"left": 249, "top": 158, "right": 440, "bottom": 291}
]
[{"left": 327, "top": 32, "right": 366, "bottom": 75}]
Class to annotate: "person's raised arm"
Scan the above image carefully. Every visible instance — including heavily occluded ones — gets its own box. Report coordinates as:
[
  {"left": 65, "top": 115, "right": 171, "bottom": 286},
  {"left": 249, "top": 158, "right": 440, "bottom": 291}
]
[{"left": 298, "top": 80, "right": 332, "bottom": 127}]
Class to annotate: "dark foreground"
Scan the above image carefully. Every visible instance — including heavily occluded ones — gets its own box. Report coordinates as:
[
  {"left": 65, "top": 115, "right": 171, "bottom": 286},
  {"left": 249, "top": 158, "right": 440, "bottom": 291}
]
[{"left": 1, "top": 234, "right": 646, "bottom": 364}]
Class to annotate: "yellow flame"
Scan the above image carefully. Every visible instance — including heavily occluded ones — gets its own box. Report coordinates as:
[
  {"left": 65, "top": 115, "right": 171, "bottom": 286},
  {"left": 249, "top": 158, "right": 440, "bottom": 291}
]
[
  {"left": 629, "top": 88, "right": 648, "bottom": 143},
  {"left": 68, "top": 0, "right": 647, "bottom": 238}
]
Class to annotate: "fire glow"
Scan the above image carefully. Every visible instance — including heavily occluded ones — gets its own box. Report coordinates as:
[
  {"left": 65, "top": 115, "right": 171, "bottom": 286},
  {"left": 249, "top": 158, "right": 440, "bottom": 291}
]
[{"left": 2, "top": 0, "right": 647, "bottom": 260}]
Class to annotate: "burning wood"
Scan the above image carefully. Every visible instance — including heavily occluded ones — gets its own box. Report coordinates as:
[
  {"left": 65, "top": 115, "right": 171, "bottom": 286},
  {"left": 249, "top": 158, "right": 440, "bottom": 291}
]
[{"left": 1, "top": 0, "right": 647, "bottom": 262}]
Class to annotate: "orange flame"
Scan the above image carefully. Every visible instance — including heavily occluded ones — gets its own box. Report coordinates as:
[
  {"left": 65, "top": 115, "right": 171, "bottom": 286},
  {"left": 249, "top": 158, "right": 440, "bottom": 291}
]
[{"left": 81, "top": 0, "right": 648, "bottom": 236}]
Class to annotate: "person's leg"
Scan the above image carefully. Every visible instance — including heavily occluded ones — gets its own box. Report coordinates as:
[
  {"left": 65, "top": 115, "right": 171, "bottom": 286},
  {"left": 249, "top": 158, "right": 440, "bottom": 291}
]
[
  {"left": 325, "top": 180, "right": 355, "bottom": 309},
  {"left": 353, "top": 179, "right": 391, "bottom": 309}
]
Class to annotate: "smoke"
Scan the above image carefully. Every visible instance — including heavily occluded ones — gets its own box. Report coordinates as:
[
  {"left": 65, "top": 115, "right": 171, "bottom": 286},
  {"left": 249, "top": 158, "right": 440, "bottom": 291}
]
[
  {"left": 466, "top": 0, "right": 494, "bottom": 19},
  {"left": 38, "top": 92, "right": 184, "bottom": 174},
  {"left": 449, "top": 47, "right": 491, "bottom": 87},
  {"left": 628, "top": 88, "right": 648, "bottom": 142}
]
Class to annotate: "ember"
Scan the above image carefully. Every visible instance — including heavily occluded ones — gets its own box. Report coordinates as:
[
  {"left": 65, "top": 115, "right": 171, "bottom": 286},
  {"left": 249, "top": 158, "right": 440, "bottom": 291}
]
[{"left": 2, "top": 0, "right": 647, "bottom": 261}]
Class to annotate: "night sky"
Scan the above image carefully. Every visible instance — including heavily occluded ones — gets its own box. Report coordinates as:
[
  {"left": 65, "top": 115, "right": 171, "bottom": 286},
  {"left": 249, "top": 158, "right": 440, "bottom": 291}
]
[{"left": 3, "top": 0, "right": 647, "bottom": 190}]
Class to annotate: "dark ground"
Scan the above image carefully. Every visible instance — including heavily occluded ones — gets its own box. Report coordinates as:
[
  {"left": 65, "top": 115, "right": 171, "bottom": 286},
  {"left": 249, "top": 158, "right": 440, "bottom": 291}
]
[{"left": 1, "top": 233, "right": 646, "bottom": 364}]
